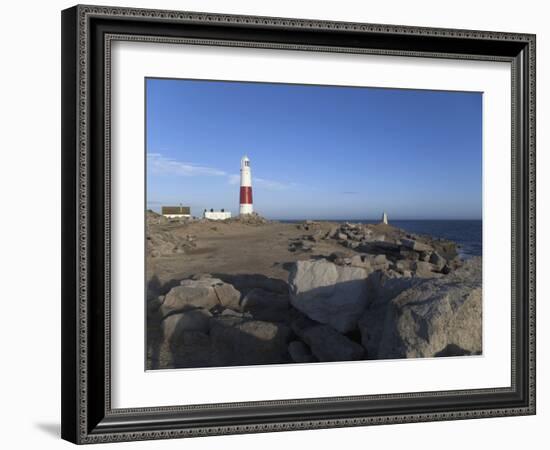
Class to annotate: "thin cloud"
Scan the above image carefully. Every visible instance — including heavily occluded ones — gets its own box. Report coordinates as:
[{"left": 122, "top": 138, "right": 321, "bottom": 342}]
[
  {"left": 147, "top": 153, "right": 227, "bottom": 177},
  {"left": 148, "top": 152, "right": 296, "bottom": 191}
]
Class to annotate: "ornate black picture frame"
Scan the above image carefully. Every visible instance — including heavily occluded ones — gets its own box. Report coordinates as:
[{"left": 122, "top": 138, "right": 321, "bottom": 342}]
[{"left": 61, "top": 4, "right": 536, "bottom": 444}]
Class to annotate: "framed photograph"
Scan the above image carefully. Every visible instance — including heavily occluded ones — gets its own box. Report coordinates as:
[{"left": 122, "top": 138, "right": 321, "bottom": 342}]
[{"left": 61, "top": 5, "right": 536, "bottom": 444}]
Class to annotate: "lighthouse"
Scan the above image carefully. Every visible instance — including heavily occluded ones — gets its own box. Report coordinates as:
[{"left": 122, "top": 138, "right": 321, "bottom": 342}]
[{"left": 239, "top": 155, "right": 253, "bottom": 215}]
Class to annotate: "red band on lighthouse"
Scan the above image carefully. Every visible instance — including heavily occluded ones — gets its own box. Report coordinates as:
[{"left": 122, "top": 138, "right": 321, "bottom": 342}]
[{"left": 240, "top": 186, "right": 253, "bottom": 204}]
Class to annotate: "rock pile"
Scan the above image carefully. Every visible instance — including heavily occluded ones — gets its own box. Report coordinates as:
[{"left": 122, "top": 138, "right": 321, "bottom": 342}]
[
  {"left": 146, "top": 230, "right": 196, "bottom": 258},
  {"left": 228, "top": 212, "right": 269, "bottom": 225},
  {"left": 286, "top": 256, "right": 481, "bottom": 362},
  {"left": 363, "top": 257, "right": 482, "bottom": 359},
  {"left": 293, "top": 221, "right": 461, "bottom": 278},
  {"left": 147, "top": 223, "right": 481, "bottom": 369},
  {"left": 148, "top": 274, "right": 295, "bottom": 368},
  {"left": 146, "top": 209, "right": 169, "bottom": 226},
  {"left": 288, "top": 237, "right": 315, "bottom": 253},
  {"left": 146, "top": 210, "right": 196, "bottom": 258}
]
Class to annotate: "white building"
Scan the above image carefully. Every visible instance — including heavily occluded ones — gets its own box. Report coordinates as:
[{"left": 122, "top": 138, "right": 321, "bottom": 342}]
[
  {"left": 161, "top": 205, "right": 191, "bottom": 219},
  {"left": 203, "top": 209, "right": 232, "bottom": 220}
]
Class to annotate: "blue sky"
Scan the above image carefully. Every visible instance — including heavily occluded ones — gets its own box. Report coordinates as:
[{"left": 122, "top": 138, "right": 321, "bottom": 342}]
[{"left": 146, "top": 78, "right": 482, "bottom": 220}]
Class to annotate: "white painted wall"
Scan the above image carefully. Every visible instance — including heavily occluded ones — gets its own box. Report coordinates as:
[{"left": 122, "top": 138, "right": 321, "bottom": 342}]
[
  {"left": 240, "top": 204, "right": 254, "bottom": 215},
  {"left": 0, "top": 1, "right": 546, "bottom": 449},
  {"left": 204, "top": 211, "right": 232, "bottom": 220}
]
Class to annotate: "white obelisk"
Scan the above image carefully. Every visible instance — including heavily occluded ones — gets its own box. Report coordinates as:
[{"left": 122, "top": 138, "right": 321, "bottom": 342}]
[{"left": 239, "top": 155, "right": 253, "bottom": 215}]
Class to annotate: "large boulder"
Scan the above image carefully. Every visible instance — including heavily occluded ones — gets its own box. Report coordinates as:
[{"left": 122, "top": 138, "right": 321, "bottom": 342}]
[
  {"left": 360, "top": 272, "right": 421, "bottom": 358},
  {"left": 295, "top": 323, "right": 365, "bottom": 362},
  {"left": 400, "top": 238, "right": 433, "bottom": 253},
  {"left": 170, "top": 331, "right": 212, "bottom": 368},
  {"left": 161, "top": 308, "right": 212, "bottom": 342},
  {"left": 289, "top": 259, "right": 369, "bottom": 333},
  {"left": 288, "top": 341, "right": 316, "bottom": 363},
  {"left": 161, "top": 277, "right": 240, "bottom": 317},
  {"left": 376, "top": 257, "right": 482, "bottom": 359},
  {"left": 209, "top": 316, "right": 292, "bottom": 366},
  {"left": 212, "top": 282, "right": 242, "bottom": 310}
]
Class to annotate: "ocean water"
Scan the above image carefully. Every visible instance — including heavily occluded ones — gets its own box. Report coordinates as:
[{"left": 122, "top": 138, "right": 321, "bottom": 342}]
[
  {"left": 380, "top": 220, "right": 482, "bottom": 258},
  {"left": 281, "top": 219, "right": 482, "bottom": 259}
]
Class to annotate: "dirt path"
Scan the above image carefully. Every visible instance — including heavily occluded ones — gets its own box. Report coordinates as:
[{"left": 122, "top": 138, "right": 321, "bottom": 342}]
[{"left": 147, "top": 221, "right": 351, "bottom": 287}]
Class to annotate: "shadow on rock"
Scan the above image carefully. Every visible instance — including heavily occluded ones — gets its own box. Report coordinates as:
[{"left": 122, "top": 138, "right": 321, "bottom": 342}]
[
  {"left": 212, "top": 273, "right": 289, "bottom": 296},
  {"left": 434, "top": 344, "right": 479, "bottom": 357}
]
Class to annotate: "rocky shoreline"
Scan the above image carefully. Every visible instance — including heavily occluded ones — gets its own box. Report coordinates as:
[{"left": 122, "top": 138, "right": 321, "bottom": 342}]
[{"left": 146, "top": 212, "right": 482, "bottom": 369}]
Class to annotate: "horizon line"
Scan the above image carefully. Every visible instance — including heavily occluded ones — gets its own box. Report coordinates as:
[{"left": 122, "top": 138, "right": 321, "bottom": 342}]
[
  {"left": 272, "top": 218, "right": 482, "bottom": 222},
  {"left": 147, "top": 208, "right": 481, "bottom": 222}
]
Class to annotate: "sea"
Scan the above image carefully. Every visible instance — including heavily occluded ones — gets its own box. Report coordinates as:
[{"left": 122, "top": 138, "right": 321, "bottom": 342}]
[{"left": 280, "top": 219, "right": 482, "bottom": 259}]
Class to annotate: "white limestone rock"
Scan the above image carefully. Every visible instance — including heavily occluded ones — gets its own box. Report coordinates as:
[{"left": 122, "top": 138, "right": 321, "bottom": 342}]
[{"left": 289, "top": 259, "right": 368, "bottom": 333}]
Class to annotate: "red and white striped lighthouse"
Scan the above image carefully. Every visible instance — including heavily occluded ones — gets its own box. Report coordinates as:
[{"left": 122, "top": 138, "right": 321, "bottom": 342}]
[{"left": 239, "top": 155, "right": 253, "bottom": 215}]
